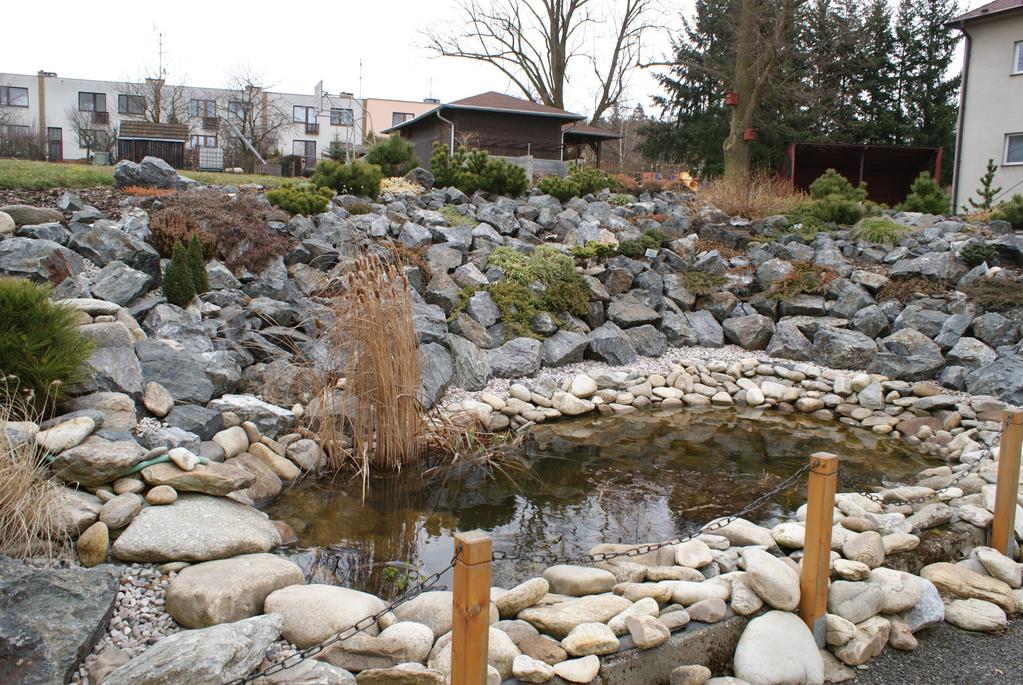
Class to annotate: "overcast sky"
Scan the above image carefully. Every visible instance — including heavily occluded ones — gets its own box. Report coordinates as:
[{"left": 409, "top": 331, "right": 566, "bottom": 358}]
[{"left": 4, "top": 0, "right": 984, "bottom": 118}]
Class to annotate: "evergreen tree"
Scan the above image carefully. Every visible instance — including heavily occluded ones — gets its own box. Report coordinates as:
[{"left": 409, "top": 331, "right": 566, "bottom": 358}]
[
  {"left": 801, "top": 0, "right": 863, "bottom": 140},
  {"left": 854, "top": 0, "right": 900, "bottom": 143},
  {"left": 162, "top": 241, "right": 196, "bottom": 308},
  {"left": 186, "top": 234, "right": 209, "bottom": 295},
  {"left": 967, "top": 159, "right": 1002, "bottom": 211}
]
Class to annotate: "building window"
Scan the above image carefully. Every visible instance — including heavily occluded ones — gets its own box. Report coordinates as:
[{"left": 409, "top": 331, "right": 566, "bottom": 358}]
[
  {"left": 190, "top": 99, "right": 217, "bottom": 118},
  {"left": 331, "top": 108, "right": 354, "bottom": 126},
  {"left": 391, "top": 112, "right": 413, "bottom": 127},
  {"left": 0, "top": 86, "right": 29, "bottom": 107},
  {"left": 118, "top": 94, "right": 145, "bottom": 116},
  {"left": 3, "top": 124, "right": 30, "bottom": 136},
  {"left": 293, "top": 140, "right": 316, "bottom": 162},
  {"left": 293, "top": 106, "right": 316, "bottom": 124},
  {"left": 1015, "top": 41, "right": 1023, "bottom": 75},
  {"left": 1006, "top": 133, "right": 1023, "bottom": 166},
  {"left": 227, "top": 100, "right": 247, "bottom": 119},
  {"left": 78, "top": 92, "right": 106, "bottom": 112},
  {"left": 190, "top": 134, "right": 218, "bottom": 148}
]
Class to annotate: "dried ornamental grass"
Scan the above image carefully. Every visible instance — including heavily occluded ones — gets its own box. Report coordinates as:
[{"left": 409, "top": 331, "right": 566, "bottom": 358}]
[
  {"left": 0, "top": 383, "right": 70, "bottom": 559},
  {"left": 320, "top": 254, "right": 425, "bottom": 473},
  {"left": 699, "top": 171, "right": 806, "bottom": 220},
  {"left": 380, "top": 177, "right": 424, "bottom": 196}
]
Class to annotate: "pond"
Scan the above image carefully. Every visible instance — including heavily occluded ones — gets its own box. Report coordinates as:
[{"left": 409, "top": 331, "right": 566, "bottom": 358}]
[{"left": 266, "top": 407, "right": 931, "bottom": 597}]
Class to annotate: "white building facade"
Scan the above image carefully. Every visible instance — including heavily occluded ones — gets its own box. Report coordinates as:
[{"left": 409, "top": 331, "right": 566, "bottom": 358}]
[
  {"left": 0, "top": 70, "right": 364, "bottom": 169},
  {"left": 950, "top": 1, "right": 1023, "bottom": 211}
]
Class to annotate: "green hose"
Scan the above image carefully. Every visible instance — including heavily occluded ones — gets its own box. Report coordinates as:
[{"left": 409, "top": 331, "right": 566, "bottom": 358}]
[{"left": 122, "top": 453, "right": 210, "bottom": 476}]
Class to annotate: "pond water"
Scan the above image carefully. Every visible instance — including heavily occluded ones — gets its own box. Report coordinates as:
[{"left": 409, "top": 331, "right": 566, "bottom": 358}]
[{"left": 267, "top": 407, "right": 930, "bottom": 597}]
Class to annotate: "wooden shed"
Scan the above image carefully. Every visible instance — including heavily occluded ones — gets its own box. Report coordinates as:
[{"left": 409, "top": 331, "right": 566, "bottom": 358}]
[
  {"left": 383, "top": 91, "right": 618, "bottom": 169},
  {"left": 782, "top": 142, "right": 943, "bottom": 207},
  {"left": 117, "top": 121, "right": 189, "bottom": 169}
]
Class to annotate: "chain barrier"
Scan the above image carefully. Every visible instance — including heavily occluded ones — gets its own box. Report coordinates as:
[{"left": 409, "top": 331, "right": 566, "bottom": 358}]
[
  {"left": 837, "top": 419, "right": 1006, "bottom": 506},
  {"left": 492, "top": 462, "right": 812, "bottom": 566},
  {"left": 224, "top": 547, "right": 461, "bottom": 685}
]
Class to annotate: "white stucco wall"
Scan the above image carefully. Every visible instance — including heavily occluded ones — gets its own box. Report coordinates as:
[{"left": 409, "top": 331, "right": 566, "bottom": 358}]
[
  {"left": 0, "top": 71, "right": 364, "bottom": 165},
  {"left": 954, "top": 12, "right": 1023, "bottom": 211}
]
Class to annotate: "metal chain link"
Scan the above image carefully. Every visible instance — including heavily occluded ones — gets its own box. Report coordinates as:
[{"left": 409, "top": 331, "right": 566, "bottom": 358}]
[
  {"left": 492, "top": 462, "right": 812, "bottom": 566},
  {"left": 837, "top": 419, "right": 1007, "bottom": 505},
  {"left": 224, "top": 547, "right": 461, "bottom": 685}
]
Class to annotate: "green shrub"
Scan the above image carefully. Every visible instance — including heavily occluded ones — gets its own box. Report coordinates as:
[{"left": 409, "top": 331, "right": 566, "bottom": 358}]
[
  {"left": 959, "top": 241, "right": 999, "bottom": 268},
  {"left": 618, "top": 228, "right": 670, "bottom": 258},
  {"left": 993, "top": 194, "right": 1023, "bottom": 230},
  {"left": 965, "top": 278, "right": 1023, "bottom": 312},
  {"left": 793, "top": 169, "right": 871, "bottom": 226},
  {"left": 311, "top": 159, "right": 383, "bottom": 198},
  {"left": 897, "top": 172, "right": 949, "bottom": 214},
  {"left": 185, "top": 234, "right": 209, "bottom": 295},
  {"left": 162, "top": 241, "right": 196, "bottom": 307},
  {"left": 458, "top": 245, "right": 589, "bottom": 339},
  {"left": 609, "top": 193, "right": 633, "bottom": 206},
  {"left": 439, "top": 205, "right": 474, "bottom": 227},
  {"left": 849, "top": 217, "right": 909, "bottom": 246},
  {"left": 537, "top": 175, "right": 580, "bottom": 202},
  {"left": 265, "top": 183, "right": 333, "bottom": 216},
  {"left": 809, "top": 169, "right": 867, "bottom": 202},
  {"left": 681, "top": 269, "right": 726, "bottom": 296},
  {"left": 568, "top": 165, "right": 612, "bottom": 196},
  {"left": 428, "top": 144, "right": 527, "bottom": 197},
  {"left": 568, "top": 241, "right": 616, "bottom": 261},
  {"left": 365, "top": 134, "right": 418, "bottom": 177},
  {"left": 0, "top": 278, "right": 95, "bottom": 413}
]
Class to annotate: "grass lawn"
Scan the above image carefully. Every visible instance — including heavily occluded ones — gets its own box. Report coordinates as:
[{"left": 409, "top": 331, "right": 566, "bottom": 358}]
[{"left": 0, "top": 159, "right": 289, "bottom": 190}]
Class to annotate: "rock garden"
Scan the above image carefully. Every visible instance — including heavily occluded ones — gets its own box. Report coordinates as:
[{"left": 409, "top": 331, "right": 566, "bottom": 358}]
[{"left": 1, "top": 152, "right": 1022, "bottom": 685}]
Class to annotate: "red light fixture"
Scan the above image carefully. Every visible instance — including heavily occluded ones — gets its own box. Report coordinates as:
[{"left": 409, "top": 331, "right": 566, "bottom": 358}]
[
  {"left": 743, "top": 128, "right": 758, "bottom": 142},
  {"left": 724, "top": 92, "right": 739, "bottom": 107}
]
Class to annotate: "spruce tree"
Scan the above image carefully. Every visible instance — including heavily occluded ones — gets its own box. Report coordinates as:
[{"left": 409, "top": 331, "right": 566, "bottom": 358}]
[
  {"left": 967, "top": 159, "right": 1002, "bottom": 211},
  {"left": 185, "top": 234, "right": 209, "bottom": 294},
  {"left": 855, "top": 0, "right": 900, "bottom": 143},
  {"left": 162, "top": 241, "right": 196, "bottom": 307}
]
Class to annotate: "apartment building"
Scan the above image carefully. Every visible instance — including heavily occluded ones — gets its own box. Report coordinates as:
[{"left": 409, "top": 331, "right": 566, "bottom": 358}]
[
  {"left": 0, "top": 70, "right": 363, "bottom": 170},
  {"left": 949, "top": 1, "right": 1023, "bottom": 211},
  {"left": 362, "top": 97, "right": 439, "bottom": 140}
]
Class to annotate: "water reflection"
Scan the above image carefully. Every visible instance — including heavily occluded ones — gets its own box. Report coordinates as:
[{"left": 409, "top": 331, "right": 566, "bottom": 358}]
[{"left": 267, "top": 407, "right": 931, "bottom": 595}]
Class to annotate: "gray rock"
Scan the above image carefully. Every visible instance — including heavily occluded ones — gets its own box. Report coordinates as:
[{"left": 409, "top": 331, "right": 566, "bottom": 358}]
[
  {"left": 779, "top": 294, "right": 827, "bottom": 318},
  {"left": 419, "top": 342, "right": 454, "bottom": 408},
  {"left": 490, "top": 337, "right": 543, "bottom": 378},
  {"left": 871, "top": 328, "right": 944, "bottom": 381},
  {"left": 165, "top": 405, "right": 224, "bottom": 441},
  {"left": 70, "top": 224, "right": 161, "bottom": 277},
  {"left": 112, "top": 156, "right": 196, "bottom": 191},
  {"left": 722, "top": 314, "right": 775, "bottom": 350},
  {"left": 934, "top": 312, "right": 974, "bottom": 351},
  {"left": 0, "top": 237, "right": 84, "bottom": 284},
  {"left": 406, "top": 167, "right": 435, "bottom": 190},
  {"left": 681, "top": 310, "right": 724, "bottom": 347},
  {"left": 893, "top": 306, "right": 949, "bottom": 339},
  {"left": 206, "top": 395, "right": 297, "bottom": 438},
  {"left": 966, "top": 356, "right": 1023, "bottom": 404},
  {"left": 91, "top": 261, "right": 153, "bottom": 306},
  {"left": 543, "top": 330, "right": 589, "bottom": 367},
  {"left": 412, "top": 301, "right": 448, "bottom": 344},
  {"left": 587, "top": 322, "right": 638, "bottom": 365},
  {"left": 608, "top": 294, "right": 660, "bottom": 328},
  {"left": 15, "top": 222, "right": 68, "bottom": 244},
  {"left": 829, "top": 281, "right": 875, "bottom": 319},
  {"left": 446, "top": 335, "right": 490, "bottom": 391},
  {"left": 946, "top": 337, "right": 998, "bottom": 370},
  {"left": 0, "top": 557, "right": 119, "bottom": 685},
  {"left": 626, "top": 324, "right": 668, "bottom": 357},
  {"left": 136, "top": 339, "right": 215, "bottom": 404},
  {"left": 465, "top": 291, "right": 502, "bottom": 328},
  {"left": 111, "top": 494, "right": 280, "bottom": 563},
  {"left": 850, "top": 305, "right": 890, "bottom": 338},
  {"left": 889, "top": 251, "right": 967, "bottom": 281},
  {"left": 812, "top": 327, "right": 877, "bottom": 370},
  {"left": 104, "top": 614, "right": 282, "bottom": 685},
  {"left": 0, "top": 204, "right": 64, "bottom": 225},
  {"left": 50, "top": 438, "right": 147, "bottom": 487},
  {"left": 766, "top": 321, "right": 813, "bottom": 361},
  {"left": 78, "top": 322, "right": 145, "bottom": 398},
  {"left": 971, "top": 312, "right": 1020, "bottom": 348}
]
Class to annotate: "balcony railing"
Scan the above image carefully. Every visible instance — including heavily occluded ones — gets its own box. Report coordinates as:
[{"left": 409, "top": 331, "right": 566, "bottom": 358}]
[
  {"left": 305, "top": 122, "right": 320, "bottom": 135},
  {"left": 202, "top": 116, "right": 219, "bottom": 131},
  {"left": 92, "top": 111, "right": 110, "bottom": 125}
]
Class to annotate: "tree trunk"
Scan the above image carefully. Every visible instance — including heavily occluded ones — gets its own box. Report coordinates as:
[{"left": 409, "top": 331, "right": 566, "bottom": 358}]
[{"left": 723, "top": 0, "right": 757, "bottom": 179}]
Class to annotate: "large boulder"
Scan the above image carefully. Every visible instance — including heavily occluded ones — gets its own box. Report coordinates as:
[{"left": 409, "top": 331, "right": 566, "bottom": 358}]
[
  {"left": 166, "top": 554, "right": 304, "bottom": 628},
  {"left": 446, "top": 334, "right": 490, "bottom": 391},
  {"left": 889, "top": 252, "right": 967, "bottom": 282},
  {"left": 206, "top": 395, "right": 297, "bottom": 437},
  {"left": 812, "top": 327, "right": 877, "bottom": 370},
  {"left": 870, "top": 328, "right": 944, "bottom": 381},
  {"left": 543, "top": 330, "right": 589, "bottom": 367},
  {"left": 517, "top": 594, "right": 632, "bottom": 639},
  {"left": 136, "top": 339, "right": 215, "bottom": 404},
  {"left": 50, "top": 438, "right": 147, "bottom": 487},
  {"left": 490, "top": 337, "right": 543, "bottom": 378},
  {"left": 587, "top": 322, "right": 638, "bottom": 365},
  {"left": 111, "top": 494, "right": 281, "bottom": 563},
  {"left": 0, "top": 557, "right": 119, "bottom": 685},
  {"left": 70, "top": 224, "right": 161, "bottom": 277},
  {"left": 733, "top": 611, "right": 824, "bottom": 685},
  {"left": 723, "top": 314, "right": 775, "bottom": 350},
  {"left": 103, "top": 614, "right": 282, "bottom": 685},
  {"left": 91, "top": 261, "right": 153, "bottom": 305},
  {"left": 966, "top": 357, "right": 1023, "bottom": 405},
  {"left": 78, "top": 322, "right": 145, "bottom": 398},
  {"left": 0, "top": 237, "right": 84, "bottom": 284},
  {"left": 264, "top": 585, "right": 387, "bottom": 648},
  {"left": 113, "top": 156, "right": 197, "bottom": 191},
  {"left": 392, "top": 590, "right": 499, "bottom": 639},
  {"left": 419, "top": 342, "right": 454, "bottom": 408},
  {"left": 0, "top": 204, "right": 63, "bottom": 226}
]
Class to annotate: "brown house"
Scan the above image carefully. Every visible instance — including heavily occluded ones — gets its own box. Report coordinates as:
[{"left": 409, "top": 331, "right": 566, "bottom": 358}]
[
  {"left": 117, "top": 121, "right": 189, "bottom": 169},
  {"left": 382, "top": 91, "right": 619, "bottom": 171}
]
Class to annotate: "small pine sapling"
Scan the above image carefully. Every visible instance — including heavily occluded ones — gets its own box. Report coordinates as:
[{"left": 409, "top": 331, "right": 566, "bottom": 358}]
[
  {"left": 162, "top": 241, "right": 196, "bottom": 307},
  {"left": 967, "top": 159, "right": 1001, "bottom": 211},
  {"left": 186, "top": 234, "right": 209, "bottom": 294}
]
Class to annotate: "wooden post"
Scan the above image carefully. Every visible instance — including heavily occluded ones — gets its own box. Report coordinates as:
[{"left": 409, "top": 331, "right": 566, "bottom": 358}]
[
  {"left": 450, "top": 530, "right": 492, "bottom": 685},
  {"left": 991, "top": 410, "right": 1023, "bottom": 556},
  {"left": 799, "top": 452, "right": 837, "bottom": 645}
]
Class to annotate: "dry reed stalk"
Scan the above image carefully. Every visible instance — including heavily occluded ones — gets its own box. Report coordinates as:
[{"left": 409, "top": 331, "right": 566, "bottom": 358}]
[
  {"left": 698, "top": 171, "right": 807, "bottom": 220},
  {"left": 320, "top": 253, "right": 425, "bottom": 473},
  {"left": 0, "top": 381, "right": 70, "bottom": 560}
]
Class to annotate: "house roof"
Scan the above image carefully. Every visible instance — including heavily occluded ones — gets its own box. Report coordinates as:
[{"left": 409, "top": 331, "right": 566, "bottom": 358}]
[
  {"left": 118, "top": 120, "right": 190, "bottom": 141},
  {"left": 950, "top": 0, "right": 1023, "bottom": 25},
  {"left": 562, "top": 122, "right": 623, "bottom": 140},
  {"left": 381, "top": 91, "right": 585, "bottom": 133}
]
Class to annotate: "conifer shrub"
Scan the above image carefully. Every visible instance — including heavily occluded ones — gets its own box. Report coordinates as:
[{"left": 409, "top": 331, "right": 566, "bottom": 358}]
[
  {"left": 993, "top": 194, "right": 1023, "bottom": 230},
  {"left": 265, "top": 183, "right": 333, "bottom": 216},
  {"left": 186, "top": 234, "right": 209, "bottom": 294},
  {"left": 790, "top": 169, "right": 871, "bottom": 226},
  {"left": 617, "top": 228, "right": 670, "bottom": 258},
  {"left": 568, "top": 165, "right": 612, "bottom": 196},
  {"left": 609, "top": 193, "right": 634, "bottom": 206},
  {"left": 366, "top": 134, "right": 418, "bottom": 177},
  {"left": 428, "top": 143, "right": 527, "bottom": 197},
  {"left": 311, "top": 159, "right": 383, "bottom": 198},
  {"left": 959, "top": 241, "right": 999, "bottom": 268},
  {"left": 897, "top": 172, "right": 949, "bottom": 214},
  {"left": 680, "top": 269, "right": 726, "bottom": 296},
  {"left": 568, "top": 241, "right": 616, "bottom": 261},
  {"left": 0, "top": 278, "right": 94, "bottom": 412},
  {"left": 537, "top": 175, "right": 580, "bottom": 202},
  {"left": 162, "top": 241, "right": 196, "bottom": 307},
  {"left": 965, "top": 277, "right": 1023, "bottom": 312}
]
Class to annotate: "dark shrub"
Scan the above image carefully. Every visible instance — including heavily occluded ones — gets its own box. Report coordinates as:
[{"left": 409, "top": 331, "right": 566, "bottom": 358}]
[
  {"left": 366, "top": 135, "right": 418, "bottom": 177},
  {"left": 568, "top": 165, "right": 612, "bottom": 196},
  {"left": 186, "top": 234, "right": 209, "bottom": 294},
  {"left": 959, "top": 241, "right": 999, "bottom": 268},
  {"left": 897, "top": 172, "right": 949, "bottom": 214},
  {"left": 311, "top": 159, "right": 383, "bottom": 198},
  {"left": 162, "top": 241, "right": 195, "bottom": 307},
  {"left": 993, "top": 194, "right": 1023, "bottom": 230},
  {"left": 0, "top": 277, "right": 95, "bottom": 413},
  {"left": 537, "top": 176, "right": 580, "bottom": 202},
  {"left": 265, "top": 183, "right": 333, "bottom": 216}
]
